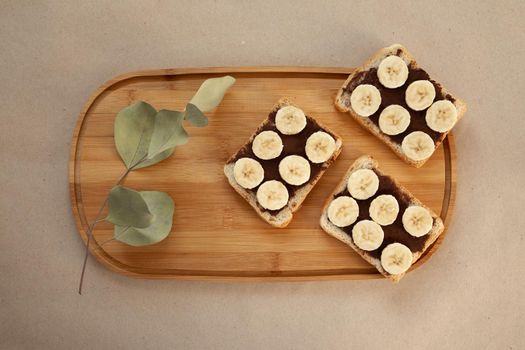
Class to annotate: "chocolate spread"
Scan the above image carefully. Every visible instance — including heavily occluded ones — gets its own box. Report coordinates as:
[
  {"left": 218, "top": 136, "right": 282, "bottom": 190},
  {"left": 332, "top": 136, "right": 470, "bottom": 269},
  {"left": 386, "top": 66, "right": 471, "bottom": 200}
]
[
  {"left": 334, "top": 171, "right": 433, "bottom": 258},
  {"left": 231, "top": 111, "right": 335, "bottom": 214},
  {"left": 342, "top": 62, "right": 456, "bottom": 144}
]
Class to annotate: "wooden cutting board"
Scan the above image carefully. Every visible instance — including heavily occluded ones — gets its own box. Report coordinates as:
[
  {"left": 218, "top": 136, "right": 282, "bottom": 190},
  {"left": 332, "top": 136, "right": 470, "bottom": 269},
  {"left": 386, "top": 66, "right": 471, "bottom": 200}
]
[{"left": 69, "top": 67, "right": 456, "bottom": 281}]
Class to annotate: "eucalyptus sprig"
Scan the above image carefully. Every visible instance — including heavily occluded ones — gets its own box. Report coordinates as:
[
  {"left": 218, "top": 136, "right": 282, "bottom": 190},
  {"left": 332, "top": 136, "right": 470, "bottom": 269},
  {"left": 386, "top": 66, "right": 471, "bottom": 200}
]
[{"left": 78, "top": 76, "right": 235, "bottom": 294}]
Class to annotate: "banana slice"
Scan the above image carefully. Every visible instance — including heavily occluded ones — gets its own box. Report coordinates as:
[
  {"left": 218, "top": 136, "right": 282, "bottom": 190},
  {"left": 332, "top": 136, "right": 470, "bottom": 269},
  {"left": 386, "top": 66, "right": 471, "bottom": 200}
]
[
  {"left": 256, "top": 180, "right": 289, "bottom": 211},
  {"left": 279, "top": 155, "right": 311, "bottom": 186},
  {"left": 405, "top": 80, "right": 436, "bottom": 111},
  {"left": 402, "top": 206, "right": 433, "bottom": 237},
  {"left": 327, "top": 196, "right": 359, "bottom": 227},
  {"left": 305, "top": 131, "right": 336, "bottom": 163},
  {"left": 233, "top": 158, "right": 264, "bottom": 189},
  {"left": 352, "top": 220, "right": 384, "bottom": 251},
  {"left": 252, "top": 130, "right": 283, "bottom": 160},
  {"left": 380, "top": 243, "right": 413, "bottom": 275},
  {"left": 347, "top": 169, "right": 379, "bottom": 200},
  {"left": 275, "top": 106, "right": 307, "bottom": 135},
  {"left": 401, "top": 131, "right": 435, "bottom": 161},
  {"left": 369, "top": 194, "right": 399, "bottom": 226},
  {"left": 350, "top": 84, "right": 382, "bottom": 117},
  {"left": 425, "top": 100, "right": 458, "bottom": 132},
  {"left": 377, "top": 55, "right": 409, "bottom": 88},
  {"left": 378, "top": 104, "right": 411, "bottom": 135}
]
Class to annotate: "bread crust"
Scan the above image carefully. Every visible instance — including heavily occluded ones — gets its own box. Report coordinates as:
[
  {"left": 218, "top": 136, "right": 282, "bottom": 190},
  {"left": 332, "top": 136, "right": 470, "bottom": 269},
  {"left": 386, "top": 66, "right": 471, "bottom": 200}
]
[
  {"left": 224, "top": 98, "right": 343, "bottom": 228},
  {"left": 335, "top": 44, "right": 467, "bottom": 168},
  {"left": 319, "top": 155, "right": 444, "bottom": 282}
]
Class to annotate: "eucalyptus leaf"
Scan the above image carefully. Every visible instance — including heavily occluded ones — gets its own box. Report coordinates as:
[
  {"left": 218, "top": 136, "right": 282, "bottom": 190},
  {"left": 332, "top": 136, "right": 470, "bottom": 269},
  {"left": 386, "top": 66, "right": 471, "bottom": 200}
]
[
  {"left": 184, "top": 103, "right": 208, "bottom": 127},
  {"left": 147, "top": 110, "right": 188, "bottom": 158},
  {"left": 189, "top": 75, "right": 235, "bottom": 112},
  {"left": 114, "top": 101, "right": 156, "bottom": 169},
  {"left": 133, "top": 147, "right": 174, "bottom": 169},
  {"left": 113, "top": 191, "right": 174, "bottom": 246},
  {"left": 106, "top": 186, "right": 153, "bottom": 228}
]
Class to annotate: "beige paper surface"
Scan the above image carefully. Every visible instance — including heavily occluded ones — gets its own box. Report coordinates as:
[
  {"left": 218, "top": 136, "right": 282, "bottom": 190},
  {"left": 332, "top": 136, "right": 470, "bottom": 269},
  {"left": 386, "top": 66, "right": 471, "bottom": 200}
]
[{"left": 1, "top": 1, "right": 523, "bottom": 349}]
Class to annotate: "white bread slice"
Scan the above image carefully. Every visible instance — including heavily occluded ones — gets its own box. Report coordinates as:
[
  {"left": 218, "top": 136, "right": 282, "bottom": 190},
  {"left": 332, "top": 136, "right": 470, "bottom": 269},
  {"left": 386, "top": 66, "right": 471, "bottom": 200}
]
[
  {"left": 319, "top": 155, "right": 444, "bottom": 282},
  {"left": 224, "top": 98, "right": 342, "bottom": 228},
  {"left": 335, "top": 44, "right": 467, "bottom": 168}
]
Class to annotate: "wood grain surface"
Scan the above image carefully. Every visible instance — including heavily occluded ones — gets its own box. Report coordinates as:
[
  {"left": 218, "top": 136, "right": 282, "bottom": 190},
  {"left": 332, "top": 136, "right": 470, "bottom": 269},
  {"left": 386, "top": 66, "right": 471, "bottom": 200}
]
[{"left": 69, "top": 67, "right": 456, "bottom": 281}]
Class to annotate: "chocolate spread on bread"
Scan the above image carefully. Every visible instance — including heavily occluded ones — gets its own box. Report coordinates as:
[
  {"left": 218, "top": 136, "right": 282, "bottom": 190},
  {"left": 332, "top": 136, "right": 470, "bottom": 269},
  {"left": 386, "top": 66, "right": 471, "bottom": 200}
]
[
  {"left": 333, "top": 171, "right": 433, "bottom": 258},
  {"left": 231, "top": 111, "right": 336, "bottom": 214},
  {"left": 342, "top": 64, "right": 456, "bottom": 144}
]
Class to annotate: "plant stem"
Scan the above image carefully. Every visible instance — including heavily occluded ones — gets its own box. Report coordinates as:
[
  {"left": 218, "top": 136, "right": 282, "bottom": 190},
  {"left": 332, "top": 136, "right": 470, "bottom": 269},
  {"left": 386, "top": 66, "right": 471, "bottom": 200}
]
[
  {"left": 130, "top": 154, "right": 148, "bottom": 169},
  {"left": 99, "top": 226, "right": 131, "bottom": 247},
  {"left": 112, "top": 226, "right": 132, "bottom": 242},
  {"left": 78, "top": 168, "right": 131, "bottom": 295}
]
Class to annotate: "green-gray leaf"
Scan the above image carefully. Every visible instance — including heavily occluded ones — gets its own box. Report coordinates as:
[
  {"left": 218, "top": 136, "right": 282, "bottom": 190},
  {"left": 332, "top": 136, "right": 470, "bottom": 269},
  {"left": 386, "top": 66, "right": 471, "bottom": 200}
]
[
  {"left": 114, "top": 101, "right": 157, "bottom": 169},
  {"left": 147, "top": 110, "right": 188, "bottom": 158},
  {"left": 113, "top": 191, "right": 174, "bottom": 246},
  {"left": 189, "top": 76, "right": 235, "bottom": 112},
  {"left": 133, "top": 147, "right": 174, "bottom": 169},
  {"left": 106, "top": 186, "right": 153, "bottom": 228},
  {"left": 184, "top": 103, "right": 208, "bottom": 127}
]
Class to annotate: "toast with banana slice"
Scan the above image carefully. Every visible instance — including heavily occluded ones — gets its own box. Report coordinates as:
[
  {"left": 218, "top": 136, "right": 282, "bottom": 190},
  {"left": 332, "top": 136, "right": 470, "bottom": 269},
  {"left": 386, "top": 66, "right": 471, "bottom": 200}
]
[
  {"left": 319, "top": 155, "right": 444, "bottom": 282},
  {"left": 335, "top": 44, "right": 467, "bottom": 168},
  {"left": 224, "top": 98, "right": 342, "bottom": 228}
]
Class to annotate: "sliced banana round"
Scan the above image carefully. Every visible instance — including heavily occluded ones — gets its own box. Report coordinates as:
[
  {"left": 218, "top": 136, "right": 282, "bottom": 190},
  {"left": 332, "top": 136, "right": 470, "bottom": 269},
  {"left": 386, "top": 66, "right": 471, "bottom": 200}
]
[
  {"left": 350, "top": 84, "right": 382, "bottom": 117},
  {"left": 401, "top": 131, "right": 435, "bottom": 161},
  {"left": 278, "top": 155, "right": 311, "bottom": 186},
  {"left": 275, "top": 106, "right": 307, "bottom": 135},
  {"left": 378, "top": 104, "right": 411, "bottom": 135},
  {"left": 233, "top": 158, "right": 264, "bottom": 189},
  {"left": 380, "top": 243, "right": 413, "bottom": 275},
  {"left": 369, "top": 194, "right": 399, "bottom": 226},
  {"left": 425, "top": 100, "right": 458, "bottom": 132},
  {"left": 347, "top": 168, "right": 379, "bottom": 200},
  {"left": 305, "top": 131, "right": 336, "bottom": 163},
  {"left": 256, "top": 180, "right": 289, "bottom": 211},
  {"left": 327, "top": 196, "right": 359, "bottom": 227},
  {"left": 352, "top": 220, "right": 384, "bottom": 251},
  {"left": 252, "top": 130, "right": 283, "bottom": 160},
  {"left": 405, "top": 80, "right": 436, "bottom": 111},
  {"left": 402, "top": 206, "right": 433, "bottom": 237},
  {"left": 377, "top": 55, "right": 409, "bottom": 88}
]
